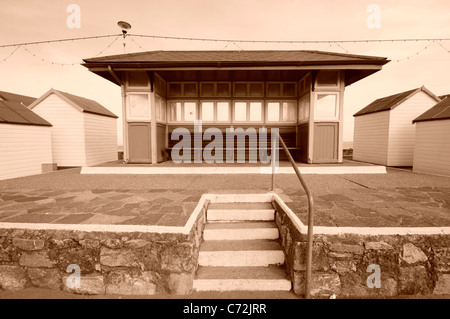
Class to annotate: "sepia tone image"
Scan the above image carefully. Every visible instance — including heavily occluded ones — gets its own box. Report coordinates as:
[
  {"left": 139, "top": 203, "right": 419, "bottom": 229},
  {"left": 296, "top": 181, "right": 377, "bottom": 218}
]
[{"left": 0, "top": 0, "right": 449, "bottom": 304}]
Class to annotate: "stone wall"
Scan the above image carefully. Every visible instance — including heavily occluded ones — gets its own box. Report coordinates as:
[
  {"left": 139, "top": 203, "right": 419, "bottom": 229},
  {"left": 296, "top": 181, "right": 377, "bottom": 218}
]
[
  {"left": 274, "top": 201, "right": 450, "bottom": 298},
  {"left": 0, "top": 210, "right": 205, "bottom": 295}
]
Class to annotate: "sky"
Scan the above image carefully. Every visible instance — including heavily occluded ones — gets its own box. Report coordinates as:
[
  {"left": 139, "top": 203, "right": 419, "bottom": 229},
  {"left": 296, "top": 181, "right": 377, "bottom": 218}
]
[{"left": 1, "top": 0, "right": 449, "bottom": 146}]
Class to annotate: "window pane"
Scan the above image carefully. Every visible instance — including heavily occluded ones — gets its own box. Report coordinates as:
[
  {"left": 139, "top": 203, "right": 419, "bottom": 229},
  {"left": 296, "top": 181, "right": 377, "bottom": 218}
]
[
  {"left": 267, "top": 102, "right": 280, "bottom": 122},
  {"left": 317, "top": 71, "right": 339, "bottom": 86},
  {"left": 217, "top": 102, "right": 229, "bottom": 122},
  {"left": 201, "top": 83, "right": 214, "bottom": 97},
  {"left": 249, "top": 83, "right": 263, "bottom": 97},
  {"left": 128, "top": 72, "right": 148, "bottom": 87},
  {"left": 184, "top": 102, "right": 197, "bottom": 122},
  {"left": 283, "top": 83, "right": 296, "bottom": 97},
  {"left": 316, "top": 94, "right": 338, "bottom": 119},
  {"left": 160, "top": 99, "right": 166, "bottom": 122},
  {"left": 234, "top": 83, "right": 247, "bottom": 97},
  {"left": 168, "top": 83, "right": 182, "bottom": 97},
  {"left": 250, "top": 102, "right": 262, "bottom": 122},
  {"left": 201, "top": 102, "right": 214, "bottom": 122},
  {"left": 129, "top": 94, "right": 149, "bottom": 119},
  {"left": 283, "top": 102, "right": 296, "bottom": 122},
  {"left": 267, "top": 83, "right": 281, "bottom": 97},
  {"left": 234, "top": 102, "right": 247, "bottom": 121},
  {"left": 184, "top": 83, "right": 198, "bottom": 97},
  {"left": 216, "top": 83, "right": 230, "bottom": 97},
  {"left": 298, "top": 95, "right": 310, "bottom": 121},
  {"left": 169, "top": 102, "right": 181, "bottom": 122}
]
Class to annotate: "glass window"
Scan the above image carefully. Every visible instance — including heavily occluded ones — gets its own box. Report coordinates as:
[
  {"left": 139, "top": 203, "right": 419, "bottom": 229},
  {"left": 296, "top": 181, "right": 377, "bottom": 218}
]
[
  {"left": 201, "top": 102, "right": 214, "bottom": 122},
  {"left": 168, "top": 83, "right": 182, "bottom": 97},
  {"left": 184, "top": 83, "right": 197, "bottom": 97},
  {"left": 283, "top": 101, "right": 296, "bottom": 122},
  {"left": 234, "top": 83, "right": 247, "bottom": 97},
  {"left": 128, "top": 72, "right": 148, "bottom": 87},
  {"left": 316, "top": 94, "right": 338, "bottom": 119},
  {"left": 217, "top": 102, "right": 230, "bottom": 122},
  {"left": 216, "top": 83, "right": 230, "bottom": 97},
  {"left": 156, "top": 96, "right": 161, "bottom": 120},
  {"left": 201, "top": 83, "right": 215, "bottom": 97},
  {"left": 184, "top": 102, "right": 197, "bottom": 122},
  {"left": 159, "top": 98, "right": 166, "bottom": 122},
  {"left": 283, "top": 83, "right": 296, "bottom": 97},
  {"left": 298, "top": 95, "right": 310, "bottom": 122},
  {"left": 128, "top": 94, "right": 150, "bottom": 119},
  {"left": 249, "top": 102, "right": 262, "bottom": 122},
  {"left": 249, "top": 83, "right": 263, "bottom": 97},
  {"left": 169, "top": 102, "right": 182, "bottom": 122},
  {"left": 234, "top": 102, "right": 247, "bottom": 121},
  {"left": 317, "top": 71, "right": 339, "bottom": 87},
  {"left": 267, "top": 83, "right": 281, "bottom": 97},
  {"left": 267, "top": 102, "right": 280, "bottom": 122}
]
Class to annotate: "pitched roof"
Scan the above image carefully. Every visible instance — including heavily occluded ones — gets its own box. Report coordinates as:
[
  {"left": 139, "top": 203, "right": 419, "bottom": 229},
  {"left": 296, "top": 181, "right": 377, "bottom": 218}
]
[
  {"left": 0, "top": 91, "right": 36, "bottom": 106},
  {"left": 354, "top": 86, "right": 440, "bottom": 117},
  {"left": 83, "top": 50, "right": 389, "bottom": 65},
  {"left": 30, "top": 89, "right": 118, "bottom": 119},
  {"left": 413, "top": 95, "right": 450, "bottom": 123},
  {"left": 0, "top": 100, "right": 51, "bottom": 127}
]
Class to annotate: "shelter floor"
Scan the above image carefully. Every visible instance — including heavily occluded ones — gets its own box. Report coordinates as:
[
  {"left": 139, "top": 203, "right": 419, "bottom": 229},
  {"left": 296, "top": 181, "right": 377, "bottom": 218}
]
[{"left": 0, "top": 167, "right": 449, "bottom": 228}]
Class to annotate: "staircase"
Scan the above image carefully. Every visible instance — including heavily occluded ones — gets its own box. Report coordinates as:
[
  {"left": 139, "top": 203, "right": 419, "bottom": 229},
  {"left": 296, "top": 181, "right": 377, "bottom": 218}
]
[{"left": 193, "top": 202, "right": 292, "bottom": 292}]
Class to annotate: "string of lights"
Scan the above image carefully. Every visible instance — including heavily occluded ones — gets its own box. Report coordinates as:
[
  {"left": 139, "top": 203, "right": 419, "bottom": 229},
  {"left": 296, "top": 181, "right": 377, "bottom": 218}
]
[
  {"left": 0, "top": 34, "right": 448, "bottom": 67},
  {"left": 0, "top": 45, "right": 21, "bottom": 64}
]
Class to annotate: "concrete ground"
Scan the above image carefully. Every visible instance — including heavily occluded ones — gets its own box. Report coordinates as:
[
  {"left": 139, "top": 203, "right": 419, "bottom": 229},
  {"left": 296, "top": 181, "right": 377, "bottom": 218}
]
[{"left": 0, "top": 165, "right": 449, "bottom": 227}]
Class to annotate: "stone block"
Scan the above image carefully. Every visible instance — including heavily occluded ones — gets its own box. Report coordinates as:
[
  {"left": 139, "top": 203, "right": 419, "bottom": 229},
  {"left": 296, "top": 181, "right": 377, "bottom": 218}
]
[
  {"left": 399, "top": 266, "right": 431, "bottom": 295},
  {"left": 12, "top": 238, "right": 45, "bottom": 251},
  {"left": 79, "top": 239, "right": 100, "bottom": 249},
  {"left": 63, "top": 273, "right": 106, "bottom": 295},
  {"left": 293, "top": 242, "right": 330, "bottom": 272},
  {"left": 28, "top": 268, "right": 61, "bottom": 290},
  {"left": 58, "top": 248, "right": 98, "bottom": 273},
  {"left": 167, "top": 272, "right": 194, "bottom": 295},
  {"left": 125, "top": 240, "right": 150, "bottom": 249},
  {"left": 161, "top": 243, "right": 195, "bottom": 273},
  {"left": 0, "top": 266, "right": 27, "bottom": 290},
  {"left": 105, "top": 270, "right": 157, "bottom": 295},
  {"left": 433, "top": 274, "right": 450, "bottom": 295},
  {"left": 400, "top": 243, "right": 428, "bottom": 265},
  {"left": 19, "top": 251, "right": 55, "bottom": 268},
  {"left": 329, "top": 243, "right": 364, "bottom": 255},
  {"left": 293, "top": 272, "right": 340, "bottom": 297},
  {"left": 100, "top": 247, "right": 140, "bottom": 268},
  {"left": 365, "top": 241, "right": 394, "bottom": 251},
  {"left": 100, "top": 238, "right": 123, "bottom": 249}
]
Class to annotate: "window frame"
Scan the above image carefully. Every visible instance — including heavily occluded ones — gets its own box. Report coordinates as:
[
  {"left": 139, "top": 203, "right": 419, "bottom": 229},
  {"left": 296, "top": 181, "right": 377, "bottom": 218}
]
[
  {"left": 167, "top": 100, "right": 199, "bottom": 123},
  {"left": 266, "top": 100, "right": 298, "bottom": 123},
  {"left": 126, "top": 92, "right": 151, "bottom": 122},
  {"left": 314, "top": 92, "right": 340, "bottom": 121}
]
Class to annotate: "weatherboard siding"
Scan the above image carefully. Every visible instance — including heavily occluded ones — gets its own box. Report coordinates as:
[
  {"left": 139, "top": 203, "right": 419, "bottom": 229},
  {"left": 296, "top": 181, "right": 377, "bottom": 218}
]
[
  {"left": 0, "top": 124, "right": 52, "bottom": 180},
  {"left": 83, "top": 112, "right": 118, "bottom": 166},
  {"left": 353, "top": 111, "right": 389, "bottom": 165},
  {"left": 413, "top": 120, "right": 450, "bottom": 176},
  {"left": 387, "top": 91, "right": 438, "bottom": 166},
  {"left": 32, "top": 94, "right": 86, "bottom": 166}
]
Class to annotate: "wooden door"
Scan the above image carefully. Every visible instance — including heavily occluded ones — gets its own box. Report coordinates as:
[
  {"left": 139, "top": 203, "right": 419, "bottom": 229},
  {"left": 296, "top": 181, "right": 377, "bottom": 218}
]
[{"left": 128, "top": 123, "right": 152, "bottom": 163}]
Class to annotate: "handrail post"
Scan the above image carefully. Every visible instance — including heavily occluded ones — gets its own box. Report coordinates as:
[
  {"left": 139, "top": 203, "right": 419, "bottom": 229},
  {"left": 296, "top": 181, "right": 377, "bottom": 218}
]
[
  {"left": 277, "top": 133, "right": 314, "bottom": 299},
  {"left": 271, "top": 131, "right": 276, "bottom": 191}
]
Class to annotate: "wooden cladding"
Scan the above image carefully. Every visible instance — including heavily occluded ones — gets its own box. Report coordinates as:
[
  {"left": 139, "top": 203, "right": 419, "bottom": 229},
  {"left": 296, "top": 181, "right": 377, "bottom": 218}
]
[{"left": 166, "top": 81, "right": 297, "bottom": 98}]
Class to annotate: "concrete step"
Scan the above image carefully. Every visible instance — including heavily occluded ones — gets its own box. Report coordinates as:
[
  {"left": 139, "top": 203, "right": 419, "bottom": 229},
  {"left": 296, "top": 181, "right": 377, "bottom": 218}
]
[
  {"left": 203, "top": 222, "right": 279, "bottom": 241},
  {"left": 194, "top": 266, "right": 291, "bottom": 292},
  {"left": 199, "top": 240, "right": 285, "bottom": 267},
  {"left": 207, "top": 202, "right": 275, "bottom": 222}
]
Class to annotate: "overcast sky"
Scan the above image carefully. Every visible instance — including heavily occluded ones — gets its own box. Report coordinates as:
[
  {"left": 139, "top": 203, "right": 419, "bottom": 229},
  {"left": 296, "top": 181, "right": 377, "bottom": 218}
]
[{"left": 1, "top": 0, "right": 449, "bottom": 145}]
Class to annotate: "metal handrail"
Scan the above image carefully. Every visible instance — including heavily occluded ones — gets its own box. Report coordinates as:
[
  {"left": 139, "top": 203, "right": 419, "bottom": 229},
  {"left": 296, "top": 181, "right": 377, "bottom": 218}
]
[{"left": 272, "top": 133, "right": 314, "bottom": 299}]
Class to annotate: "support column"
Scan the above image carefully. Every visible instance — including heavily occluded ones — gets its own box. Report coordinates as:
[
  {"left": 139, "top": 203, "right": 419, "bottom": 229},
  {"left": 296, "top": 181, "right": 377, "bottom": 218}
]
[{"left": 150, "top": 89, "right": 157, "bottom": 164}]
